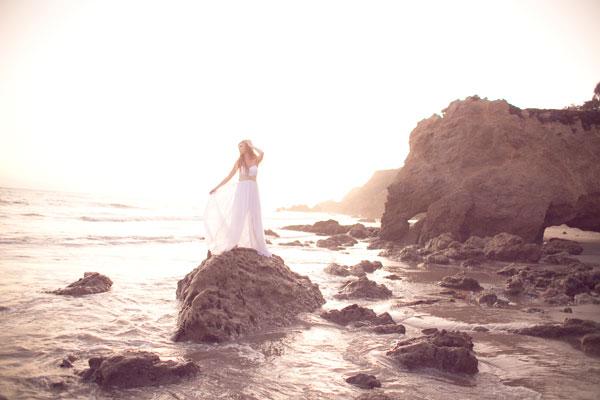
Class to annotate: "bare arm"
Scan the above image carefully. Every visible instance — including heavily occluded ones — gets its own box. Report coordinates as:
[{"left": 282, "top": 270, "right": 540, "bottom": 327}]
[
  {"left": 210, "top": 159, "right": 239, "bottom": 194},
  {"left": 249, "top": 141, "right": 265, "bottom": 164}
]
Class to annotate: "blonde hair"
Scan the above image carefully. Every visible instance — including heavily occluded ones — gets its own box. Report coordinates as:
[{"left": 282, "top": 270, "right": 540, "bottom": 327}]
[{"left": 237, "top": 140, "right": 258, "bottom": 173}]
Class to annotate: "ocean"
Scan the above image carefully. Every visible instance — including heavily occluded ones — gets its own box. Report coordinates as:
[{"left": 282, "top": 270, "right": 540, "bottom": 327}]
[{"left": 1, "top": 186, "right": 598, "bottom": 399}]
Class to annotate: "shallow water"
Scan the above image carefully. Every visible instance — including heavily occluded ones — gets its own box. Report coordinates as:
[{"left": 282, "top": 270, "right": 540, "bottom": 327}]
[{"left": 1, "top": 187, "right": 599, "bottom": 399}]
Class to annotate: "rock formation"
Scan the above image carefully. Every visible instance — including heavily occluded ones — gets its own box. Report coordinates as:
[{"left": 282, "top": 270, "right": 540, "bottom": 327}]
[
  {"left": 50, "top": 272, "right": 113, "bottom": 296},
  {"left": 380, "top": 96, "right": 600, "bottom": 244},
  {"left": 279, "top": 169, "right": 398, "bottom": 219},
  {"left": 174, "top": 248, "right": 325, "bottom": 343}
]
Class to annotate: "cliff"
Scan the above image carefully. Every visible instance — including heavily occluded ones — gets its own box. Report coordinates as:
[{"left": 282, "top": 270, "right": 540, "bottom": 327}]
[
  {"left": 380, "top": 96, "right": 600, "bottom": 244},
  {"left": 279, "top": 169, "right": 399, "bottom": 219}
]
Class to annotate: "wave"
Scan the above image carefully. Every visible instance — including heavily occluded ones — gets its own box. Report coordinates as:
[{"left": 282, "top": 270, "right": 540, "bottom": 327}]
[
  {"left": 80, "top": 215, "right": 201, "bottom": 222},
  {"left": 0, "top": 234, "right": 204, "bottom": 247}
]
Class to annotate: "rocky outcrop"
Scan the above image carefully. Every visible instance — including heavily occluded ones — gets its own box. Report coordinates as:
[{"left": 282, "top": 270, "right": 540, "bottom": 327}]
[
  {"left": 334, "top": 276, "right": 393, "bottom": 300},
  {"left": 50, "top": 272, "right": 113, "bottom": 296},
  {"left": 80, "top": 350, "right": 199, "bottom": 388},
  {"left": 386, "top": 330, "right": 478, "bottom": 374},
  {"left": 174, "top": 248, "right": 325, "bottom": 343},
  {"left": 380, "top": 232, "right": 544, "bottom": 265},
  {"left": 514, "top": 318, "right": 600, "bottom": 357},
  {"left": 280, "top": 169, "right": 398, "bottom": 219},
  {"left": 500, "top": 263, "right": 600, "bottom": 304},
  {"left": 380, "top": 96, "right": 600, "bottom": 244}
]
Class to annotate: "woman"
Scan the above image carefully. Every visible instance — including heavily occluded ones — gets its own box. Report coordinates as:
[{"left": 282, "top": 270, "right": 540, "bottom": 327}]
[{"left": 203, "top": 140, "right": 272, "bottom": 257}]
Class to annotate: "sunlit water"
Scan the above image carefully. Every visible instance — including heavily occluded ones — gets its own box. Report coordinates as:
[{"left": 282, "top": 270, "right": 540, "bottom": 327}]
[{"left": 1, "top": 187, "right": 599, "bottom": 399}]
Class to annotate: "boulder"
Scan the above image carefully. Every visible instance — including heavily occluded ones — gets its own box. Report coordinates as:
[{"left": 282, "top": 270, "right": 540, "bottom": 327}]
[
  {"left": 324, "top": 263, "right": 352, "bottom": 277},
  {"left": 321, "top": 304, "right": 404, "bottom": 333},
  {"left": 174, "top": 248, "right": 325, "bottom": 343},
  {"left": 483, "top": 233, "right": 542, "bottom": 262},
  {"left": 334, "top": 276, "right": 393, "bottom": 300},
  {"left": 380, "top": 97, "right": 600, "bottom": 244},
  {"left": 345, "top": 373, "right": 381, "bottom": 389},
  {"left": 542, "top": 238, "right": 583, "bottom": 255},
  {"left": 386, "top": 329, "right": 478, "bottom": 374},
  {"left": 50, "top": 272, "right": 112, "bottom": 296},
  {"left": 316, "top": 234, "right": 358, "bottom": 250},
  {"left": 348, "top": 224, "right": 370, "bottom": 239},
  {"left": 280, "top": 240, "right": 308, "bottom": 247},
  {"left": 514, "top": 318, "right": 600, "bottom": 357},
  {"left": 439, "top": 275, "right": 482, "bottom": 291},
  {"left": 264, "top": 229, "right": 280, "bottom": 237},
  {"left": 80, "top": 350, "right": 199, "bottom": 389},
  {"left": 477, "top": 292, "right": 498, "bottom": 306},
  {"left": 424, "top": 253, "right": 450, "bottom": 265},
  {"left": 581, "top": 333, "right": 600, "bottom": 356},
  {"left": 349, "top": 260, "right": 383, "bottom": 275},
  {"left": 540, "top": 252, "right": 580, "bottom": 265},
  {"left": 282, "top": 219, "right": 350, "bottom": 235}
]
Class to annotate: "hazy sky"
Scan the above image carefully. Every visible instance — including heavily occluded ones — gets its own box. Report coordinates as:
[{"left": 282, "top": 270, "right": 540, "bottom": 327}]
[{"left": 1, "top": 0, "right": 599, "bottom": 212}]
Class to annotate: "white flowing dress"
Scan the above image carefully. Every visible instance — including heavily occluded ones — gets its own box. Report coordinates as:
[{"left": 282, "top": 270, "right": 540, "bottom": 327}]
[{"left": 203, "top": 164, "right": 272, "bottom": 257}]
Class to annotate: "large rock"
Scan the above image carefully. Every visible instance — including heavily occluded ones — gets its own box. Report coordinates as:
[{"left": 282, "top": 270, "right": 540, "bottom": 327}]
[
  {"left": 386, "top": 330, "right": 478, "bottom": 374},
  {"left": 50, "top": 272, "right": 113, "bottom": 296},
  {"left": 380, "top": 96, "right": 600, "bottom": 244},
  {"left": 80, "top": 350, "right": 199, "bottom": 389},
  {"left": 174, "top": 248, "right": 325, "bottom": 343}
]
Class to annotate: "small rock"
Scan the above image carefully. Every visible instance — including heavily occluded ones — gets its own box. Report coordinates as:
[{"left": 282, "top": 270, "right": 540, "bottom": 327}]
[
  {"left": 80, "top": 350, "right": 200, "bottom": 389},
  {"left": 316, "top": 234, "right": 358, "bottom": 250},
  {"left": 345, "top": 373, "right": 381, "bottom": 389},
  {"left": 542, "top": 238, "right": 583, "bottom": 255},
  {"left": 350, "top": 260, "right": 383, "bottom": 275},
  {"left": 50, "top": 272, "right": 113, "bottom": 296},
  {"left": 324, "top": 263, "right": 352, "bottom": 277},
  {"left": 473, "top": 326, "right": 489, "bottom": 332},
  {"left": 335, "top": 276, "right": 393, "bottom": 300},
  {"left": 581, "top": 333, "right": 600, "bottom": 356},
  {"left": 372, "top": 324, "right": 406, "bottom": 334},
  {"left": 562, "top": 307, "right": 573, "bottom": 313},
  {"left": 384, "top": 274, "right": 402, "bottom": 281},
  {"left": 59, "top": 358, "right": 73, "bottom": 368},
  {"left": 525, "top": 307, "right": 544, "bottom": 313},
  {"left": 439, "top": 275, "right": 482, "bottom": 291},
  {"left": 477, "top": 292, "right": 498, "bottom": 306}
]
